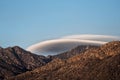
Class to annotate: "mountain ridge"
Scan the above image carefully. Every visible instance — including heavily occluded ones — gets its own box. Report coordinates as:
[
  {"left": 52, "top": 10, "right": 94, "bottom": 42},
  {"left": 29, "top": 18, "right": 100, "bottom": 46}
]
[
  {"left": 8, "top": 41, "right": 120, "bottom": 80},
  {"left": 0, "top": 44, "right": 96, "bottom": 80},
  {"left": 0, "top": 46, "right": 52, "bottom": 80}
]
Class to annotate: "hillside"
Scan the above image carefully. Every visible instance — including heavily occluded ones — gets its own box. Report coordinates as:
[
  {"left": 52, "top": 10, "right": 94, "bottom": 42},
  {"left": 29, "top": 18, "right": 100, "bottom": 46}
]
[
  {"left": 0, "top": 46, "right": 52, "bottom": 80},
  {"left": 8, "top": 41, "right": 120, "bottom": 80},
  {"left": 52, "top": 45, "right": 98, "bottom": 59},
  {"left": 0, "top": 45, "right": 96, "bottom": 80}
]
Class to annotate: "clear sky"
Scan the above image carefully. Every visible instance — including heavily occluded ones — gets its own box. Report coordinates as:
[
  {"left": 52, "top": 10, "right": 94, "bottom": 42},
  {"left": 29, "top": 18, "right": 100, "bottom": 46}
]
[{"left": 0, "top": 0, "right": 120, "bottom": 49}]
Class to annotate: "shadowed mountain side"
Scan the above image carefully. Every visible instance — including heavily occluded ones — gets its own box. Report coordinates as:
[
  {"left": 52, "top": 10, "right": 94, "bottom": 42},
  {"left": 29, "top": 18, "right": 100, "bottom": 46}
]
[
  {"left": 0, "top": 46, "right": 52, "bottom": 80},
  {"left": 9, "top": 41, "right": 120, "bottom": 80},
  {"left": 51, "top": 45, "right": 99, "bottom": 59},
  {"left": 0, "top": 44, "right": 99, "bottom": 80}
]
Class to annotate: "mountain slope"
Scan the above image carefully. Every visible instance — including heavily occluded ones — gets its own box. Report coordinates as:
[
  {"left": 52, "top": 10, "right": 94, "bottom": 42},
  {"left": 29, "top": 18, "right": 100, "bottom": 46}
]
[
  {"left": 0, "top": 46, "right": 52, "bottom": 80},
  {"left": 52, "top": 45, "right": 98, "bottom": 59},
  {"left": 9, "top": 41, "right": 120, "bottom": 80},
  {"left": 0, "top": 45, "right": 98, "bottom": 80}
]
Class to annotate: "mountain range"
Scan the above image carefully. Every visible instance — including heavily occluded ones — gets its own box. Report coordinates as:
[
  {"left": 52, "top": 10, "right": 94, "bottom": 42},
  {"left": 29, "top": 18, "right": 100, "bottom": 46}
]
[
  {"left": 0, "top": 46, "right": 52, "bottom": 79},
  {"left": 0, "top": 41, "right": 120, "bottom": 80}
]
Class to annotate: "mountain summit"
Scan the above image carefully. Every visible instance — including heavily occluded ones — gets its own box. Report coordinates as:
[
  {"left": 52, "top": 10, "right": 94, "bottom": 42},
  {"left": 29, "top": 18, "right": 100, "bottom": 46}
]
[{"left": 0, "top": 46, "right": 52, "bottom": 80}]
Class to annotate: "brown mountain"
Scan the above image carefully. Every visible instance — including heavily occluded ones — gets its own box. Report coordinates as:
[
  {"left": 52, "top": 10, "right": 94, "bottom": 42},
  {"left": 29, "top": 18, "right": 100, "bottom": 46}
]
[
  {"left": 0, "top": 46, "right": 52, "bottom": 80},
  {"left": 0, "top": 44, "right": 96, "bottom": 80},
  {"left": 52, "top": 45, "right": 98, "bottom": 59},
  {"left": 8, "top": 41, "right": 120, "bottom": 80}
]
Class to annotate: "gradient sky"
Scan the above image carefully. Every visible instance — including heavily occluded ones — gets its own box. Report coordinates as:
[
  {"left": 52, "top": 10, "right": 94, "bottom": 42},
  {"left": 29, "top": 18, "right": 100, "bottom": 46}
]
[{"left": 0, "top": 0, "right": 120, "bottom": 49}]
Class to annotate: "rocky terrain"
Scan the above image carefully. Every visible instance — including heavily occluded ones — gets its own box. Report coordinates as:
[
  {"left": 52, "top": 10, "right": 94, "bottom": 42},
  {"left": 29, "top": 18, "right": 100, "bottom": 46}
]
[
  {"left": 0, "top": 44, "right": 95, "bottom": 80},
  {"left": 0, "top": 46, "right": 52, "bottom": 80},
  {"left": 52, "top": 45, "right": 98, "bottom": 59},
  {"left": 7, "top": 41, "right": 120, "bottom": 80}
]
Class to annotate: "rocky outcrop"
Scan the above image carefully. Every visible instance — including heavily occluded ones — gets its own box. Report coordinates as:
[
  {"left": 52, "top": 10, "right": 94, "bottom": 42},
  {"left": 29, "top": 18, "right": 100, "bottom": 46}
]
[{"left": 0, "top": 46, "right": 52, "bottom": 80}]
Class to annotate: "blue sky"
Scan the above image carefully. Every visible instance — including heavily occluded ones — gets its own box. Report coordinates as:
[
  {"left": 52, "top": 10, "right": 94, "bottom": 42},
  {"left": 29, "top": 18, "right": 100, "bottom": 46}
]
[{"left": 0, "top": 0, "right": 120, "bottom": 48}]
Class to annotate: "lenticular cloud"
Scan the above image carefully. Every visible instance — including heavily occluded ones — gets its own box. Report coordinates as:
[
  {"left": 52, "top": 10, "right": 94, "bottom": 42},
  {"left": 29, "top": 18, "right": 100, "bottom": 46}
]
[
  {"left": 62, "top": 34, "right": 119, "bottom": 42},
  {"left": 26, "top": 34, "right": 120, "bottom": 56}
]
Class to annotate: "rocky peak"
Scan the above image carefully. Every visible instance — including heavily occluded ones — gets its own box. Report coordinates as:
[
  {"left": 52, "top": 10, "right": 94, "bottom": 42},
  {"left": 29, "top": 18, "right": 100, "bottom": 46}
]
[
  {"left": 100, "top": 41, "right": 120, "bottom": 56},
  {"left": 0, "top": 46, "right": 52, "bottom": 80}
]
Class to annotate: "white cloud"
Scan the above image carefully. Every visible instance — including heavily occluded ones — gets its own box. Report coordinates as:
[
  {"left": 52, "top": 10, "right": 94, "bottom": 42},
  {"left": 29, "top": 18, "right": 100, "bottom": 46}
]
[
  {"left": 62, "top": 34, "right": 120, "bottom": 42},
  {"left": 26, "top": 34, "right": 120, "bottom": 56}
]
